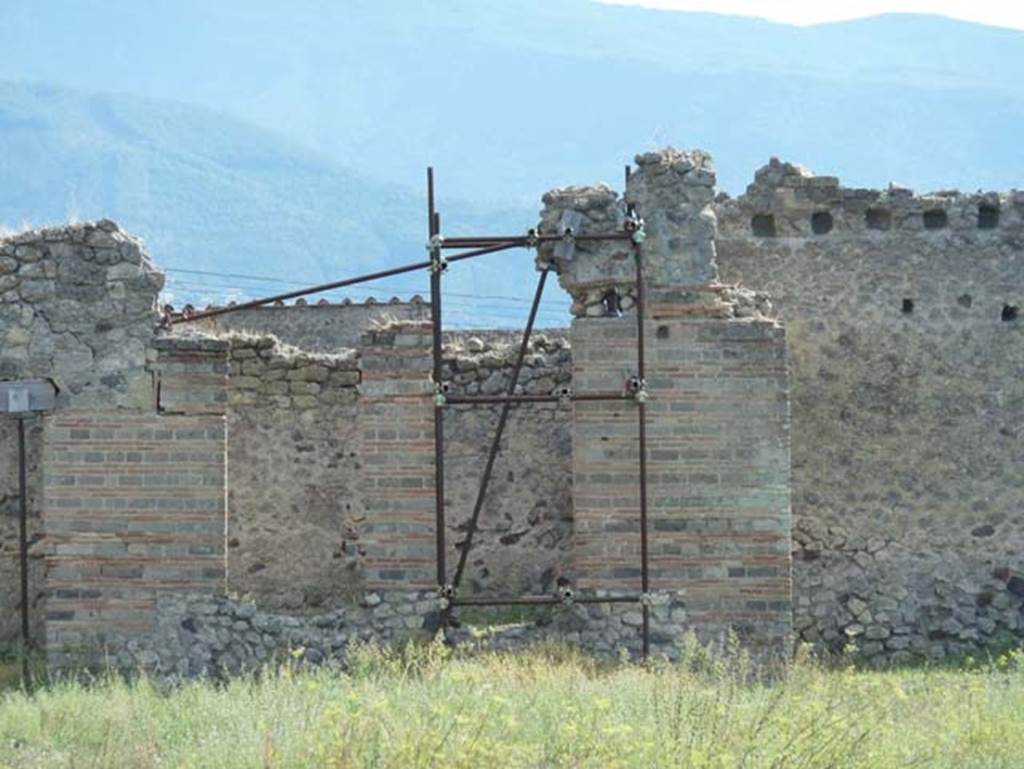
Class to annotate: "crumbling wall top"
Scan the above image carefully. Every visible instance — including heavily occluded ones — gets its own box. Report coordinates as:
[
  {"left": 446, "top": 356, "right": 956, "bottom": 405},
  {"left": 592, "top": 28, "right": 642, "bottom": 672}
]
[
  {"left": 719, "top": 157, "right": 1024, "bottom": 239},
  {"left": 0, "top": 220, "right": 164, "bottom": 408}
]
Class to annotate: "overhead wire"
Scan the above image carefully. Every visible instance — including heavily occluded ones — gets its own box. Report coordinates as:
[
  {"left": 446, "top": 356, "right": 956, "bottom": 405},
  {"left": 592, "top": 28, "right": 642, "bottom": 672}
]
[
  {"left": 162, "top": 266, "right": 567, "bottom": 307},
  {"left": 162, "top": 279, "right": 568, "bottom": 327}
]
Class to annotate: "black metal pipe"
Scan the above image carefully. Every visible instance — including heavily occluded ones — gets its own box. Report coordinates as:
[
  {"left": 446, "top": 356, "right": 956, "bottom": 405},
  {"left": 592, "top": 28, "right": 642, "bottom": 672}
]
[
  {"left": 169, "top": 243, "right": 520, "bottom": 325},
  {"left": 452, "top": 595, "right": 560, "bottom": 607},
  {"left": 438, "top": 233, "right": 631, "bottom": 248},
  {"left": 170, "top": 259, "right": 434, "bottom": 324},
  {"left": 451, "top": 594, "right": 641, "bottom": 607},
  {"left": 445, "top": 392, "right": 629, "bottom": 406},
  {"left": 451, "top": 269, "right": 549, "bottom": 591},
  {"left": 428, "top": 168, "right": 447, "bottom": 592},
  {"left": 634, "top": 242, "right": 651, "bottom": 661},
  {"left": 445, "top": 242, "right": 521, "bottom": 263},
  {"left": 17, "top": 417, "right": 31, "bottom": 692}
]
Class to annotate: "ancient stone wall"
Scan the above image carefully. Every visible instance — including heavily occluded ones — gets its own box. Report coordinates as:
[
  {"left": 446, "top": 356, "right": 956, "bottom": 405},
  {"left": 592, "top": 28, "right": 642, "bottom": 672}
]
[
  {"left": 186, "top": 297, "right": 431, "bottom": 353},
  {"left": 42, "top": 409, "right": 227, "bottom": 668},
  {"left": 119, "top": 588, "right": 689, "bottom": 680},
  {"left": 441, "top": 331, "right": 573, "bottom": 595},
  {"left": 6, "top": 146, "right": 1024, "bottom": 671},
  {"left": 715, "top": 159, "right": 1024, "bottom": 659},
  {"left": 540, "top": 149, "right": 793, "bottom": 656},
  {"left": 184, "top": 323, "right": 575, "bottom": 611},
  {"left": 0, "top": 221, "right": 164, "bottom": 646}
]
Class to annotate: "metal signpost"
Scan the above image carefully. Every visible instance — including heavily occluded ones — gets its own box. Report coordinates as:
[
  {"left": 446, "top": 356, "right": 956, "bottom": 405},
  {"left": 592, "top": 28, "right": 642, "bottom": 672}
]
[{"left": 1, "top": 379, "right": 57, "bottom": 692}]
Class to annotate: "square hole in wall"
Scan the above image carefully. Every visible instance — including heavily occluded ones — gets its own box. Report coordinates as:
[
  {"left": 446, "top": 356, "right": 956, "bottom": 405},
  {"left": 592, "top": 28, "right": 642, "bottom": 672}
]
[
  {"left": 901, "top": 298, "right": 914, "bottom": 314},
  {"left": 866, "top": 208, "right": 892, "bottom": 230},
  {"left": 923, "top": 209, "right": 948, "bottom": 230},
  {"left": 811, "top": 211, "right": 834, "bottom": 235},
  {"left": 1002, "top": 304, "right": 1018, "bottom": 322},
  {"left": 751, "top": 213, "right": 776, "bottom": 237},
  {"left": 978, "top": 204, "right": 1000, "bottom": 229}
]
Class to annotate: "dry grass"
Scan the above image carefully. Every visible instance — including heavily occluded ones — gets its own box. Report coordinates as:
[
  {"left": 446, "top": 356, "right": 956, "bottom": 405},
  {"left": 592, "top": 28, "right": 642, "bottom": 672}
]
[{"left": 0, "top": 638, "right": 1022, "bottom": 768}]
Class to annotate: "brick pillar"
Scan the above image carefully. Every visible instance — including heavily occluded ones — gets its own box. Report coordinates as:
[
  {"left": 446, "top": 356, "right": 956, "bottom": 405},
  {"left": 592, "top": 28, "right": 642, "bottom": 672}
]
[
  {"left": 541, "top": 148, "right": 792, "bottom": 653},
  {"left": 357, "top": 321, "right": 436, "bottom": 588},
  {"left": 42, "top": 409, "right": 227, "bottom": 666}
]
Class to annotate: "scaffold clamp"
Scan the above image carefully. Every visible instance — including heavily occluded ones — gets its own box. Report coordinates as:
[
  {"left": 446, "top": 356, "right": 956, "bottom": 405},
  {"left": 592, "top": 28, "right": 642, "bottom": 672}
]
[
  {"left": 556, "top": 386, "right": 573, "bottom": 406},
  {"left": 434, "top": 381, "right": 449, "bottom": 407},
  {"left": 627, "top": 376, "right": 649, "bottom": 403},
  {"left": 437, "top": 584, "right": 456, "bottom": 610}
]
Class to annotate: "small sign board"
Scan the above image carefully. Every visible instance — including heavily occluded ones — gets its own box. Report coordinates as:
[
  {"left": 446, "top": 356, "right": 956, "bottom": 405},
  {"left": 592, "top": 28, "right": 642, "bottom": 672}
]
[{"left": 0, "top": 380, "right": 58, "bottom": 414}]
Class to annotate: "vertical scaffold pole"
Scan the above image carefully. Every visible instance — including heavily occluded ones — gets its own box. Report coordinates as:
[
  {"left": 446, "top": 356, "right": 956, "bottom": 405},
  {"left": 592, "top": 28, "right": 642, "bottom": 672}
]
[
  {"left": 628, "top": 164, "right": 652, "bottom": 661},
  {"left": 428, "top": 169, "right": 447, "bottom": 600}
]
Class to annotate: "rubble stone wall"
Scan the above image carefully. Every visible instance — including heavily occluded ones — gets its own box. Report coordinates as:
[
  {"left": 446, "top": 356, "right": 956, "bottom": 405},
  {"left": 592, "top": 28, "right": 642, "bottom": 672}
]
[
  {"left": 715, "top": 159, "right": 1024, "bottom": 660},
  {"left": 189, "top": 298, "right": 431, "bottom": 353},
  {"left": 0, "top": 221, "right": 164, "bottom": 646},
  {"left": 203, "top": 324, "right": 575, "bottom": 611},
  {"left": 122, "top": 588, "right": 690, "bottom": 680}
]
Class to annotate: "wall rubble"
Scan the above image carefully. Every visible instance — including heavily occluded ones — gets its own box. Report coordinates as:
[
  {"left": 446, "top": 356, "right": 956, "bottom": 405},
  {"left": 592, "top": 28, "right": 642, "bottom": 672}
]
[{"left": 124, "top": 589, "right": 690, "bottom": 680}]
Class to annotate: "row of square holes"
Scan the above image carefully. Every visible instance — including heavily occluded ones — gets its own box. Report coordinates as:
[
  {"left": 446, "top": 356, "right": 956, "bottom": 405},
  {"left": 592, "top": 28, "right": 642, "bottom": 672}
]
[
  {"left": 751, "top": 204, "right": 1001, "bottom": 237},
  {"left": 901, "top": 296, "right": 1018, "bottom": 321}
]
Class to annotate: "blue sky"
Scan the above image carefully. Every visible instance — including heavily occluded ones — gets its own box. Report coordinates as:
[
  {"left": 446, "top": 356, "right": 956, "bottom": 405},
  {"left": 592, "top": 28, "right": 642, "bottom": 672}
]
[{"left": 603, "top": 0, "right": 1024, "bottom": 30}]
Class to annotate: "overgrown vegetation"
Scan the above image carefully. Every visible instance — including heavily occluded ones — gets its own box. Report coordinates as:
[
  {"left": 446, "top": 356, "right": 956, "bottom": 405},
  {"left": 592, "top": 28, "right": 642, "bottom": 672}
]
[{"left": 1, "top": 638, "right": 1022, "bottom": 768}]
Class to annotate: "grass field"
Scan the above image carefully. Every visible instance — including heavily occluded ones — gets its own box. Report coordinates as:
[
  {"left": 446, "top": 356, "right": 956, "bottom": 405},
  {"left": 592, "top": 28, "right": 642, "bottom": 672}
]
[{"left": 0, "top": 638, "right": 1022, "bottom": 769}]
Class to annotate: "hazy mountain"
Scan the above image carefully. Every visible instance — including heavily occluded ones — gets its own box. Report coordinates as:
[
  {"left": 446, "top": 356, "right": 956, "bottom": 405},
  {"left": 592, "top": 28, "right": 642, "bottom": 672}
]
[
  {"left": 0, "top": 81, "right": 542, "bottom": 325},
  {"left": 0, "top": 2, "right": 1022, "bottom": 320}
]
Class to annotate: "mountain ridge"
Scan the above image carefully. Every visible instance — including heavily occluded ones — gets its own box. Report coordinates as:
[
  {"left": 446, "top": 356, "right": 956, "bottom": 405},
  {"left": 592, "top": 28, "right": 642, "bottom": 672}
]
[{"left": 0, "top": 3, "right": 1021, "bottom": 320}]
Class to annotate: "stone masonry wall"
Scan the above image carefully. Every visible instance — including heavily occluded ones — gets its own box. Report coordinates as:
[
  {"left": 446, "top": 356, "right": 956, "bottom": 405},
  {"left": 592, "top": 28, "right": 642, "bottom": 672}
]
[
  {"left": 541, "top": 149, "right": 793, "bottom": 656},
  {"left": 42, "top": 410, "right": 227, "bottom": 669},
  {"left": 441, "top": 331, "right": 573, "bottom": 595},
  {"left": 198, "top": 322, "right": 575, "bottom": 612},
  {"left": 715, "top": 159, "right": 1024, "bottom": 659},
  {"left": 185, "top": 297, "right": 431, "bottom": 353},
  {"left": 122, "top": 588, "right": 689, "bottom": 680},
  {"left": 1, "top": 221, "right": 164, "bottom": 647}
]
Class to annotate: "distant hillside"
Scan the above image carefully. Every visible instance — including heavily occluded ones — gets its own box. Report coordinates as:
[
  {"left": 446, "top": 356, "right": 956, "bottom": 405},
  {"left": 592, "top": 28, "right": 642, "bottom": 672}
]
[
  {"left": 1, "top": 2, "right": 1023, "bottom": 321},
  {"left": 0, "top": 82, "right": 543, "bottom": 326},
  {"left": 0, "top": 1, "right": 1022, "bottom": 200}
]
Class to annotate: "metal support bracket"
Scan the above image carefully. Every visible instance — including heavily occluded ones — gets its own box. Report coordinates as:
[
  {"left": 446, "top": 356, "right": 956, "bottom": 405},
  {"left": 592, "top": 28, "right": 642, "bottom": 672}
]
[
  {"left": 437, "top": 584, "right": 456, "bottom": 611},
  {"left": 625, "top": 213, "right": 646, "bottom": 244},
  {"left": 429, "top": 254, "right": 449, "bottom": 274},
  {"left": 433, "top": 381, "right": 449, "bottom": 407},
  {"left": 639, "top": 592, "right": 669, "bottom": 608},
  {"left": 626, "top": 376, "right": 649, "bottom": 403}
]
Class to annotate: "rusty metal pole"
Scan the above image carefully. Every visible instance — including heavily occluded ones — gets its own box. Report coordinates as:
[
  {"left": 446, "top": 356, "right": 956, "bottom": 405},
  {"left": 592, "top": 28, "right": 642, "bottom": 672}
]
[
  {"left": 428, "top": 169, "right": 448, "bottom": 610},
  {"left": 17, "top": 417, "right": 32, "bottom": 692},
  {"left": 635, "top": 241, "right": 651, "bottom": 662},
  {"left": 627, "top": 162, "right": 652, "bottom": 661}
]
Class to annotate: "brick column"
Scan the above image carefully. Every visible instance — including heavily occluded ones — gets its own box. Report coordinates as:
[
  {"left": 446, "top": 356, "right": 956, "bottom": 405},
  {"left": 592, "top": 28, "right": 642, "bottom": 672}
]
[
  {"left": 42, "top": 410, "right": 227, "bottom": 666},
  {"left": 357, "top": 321, "right": 436, "bottom": 588},
  {"left": 542, "top": 148, "right": 792, "bottom": 653}
]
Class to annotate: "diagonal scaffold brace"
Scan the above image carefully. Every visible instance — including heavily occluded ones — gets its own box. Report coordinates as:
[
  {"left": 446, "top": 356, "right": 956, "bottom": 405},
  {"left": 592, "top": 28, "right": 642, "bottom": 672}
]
[{"left": 170, "top": 163, "right": 655, "bottom": 659}]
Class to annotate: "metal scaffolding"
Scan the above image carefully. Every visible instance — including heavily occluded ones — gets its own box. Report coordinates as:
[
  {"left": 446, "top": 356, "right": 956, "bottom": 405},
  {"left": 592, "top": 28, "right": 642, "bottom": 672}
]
[{"left": 173, "top": 167, "right": 654, "bottom": 657}]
